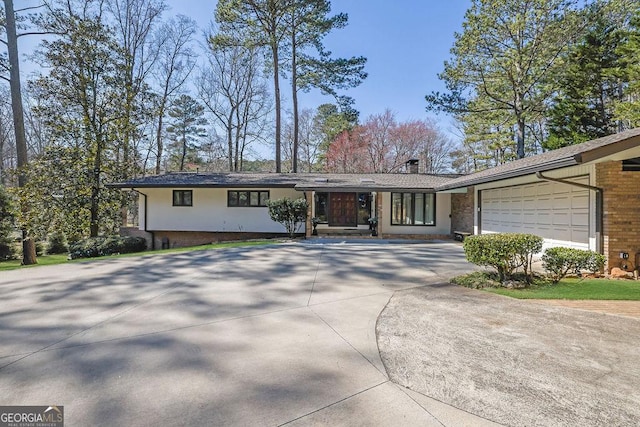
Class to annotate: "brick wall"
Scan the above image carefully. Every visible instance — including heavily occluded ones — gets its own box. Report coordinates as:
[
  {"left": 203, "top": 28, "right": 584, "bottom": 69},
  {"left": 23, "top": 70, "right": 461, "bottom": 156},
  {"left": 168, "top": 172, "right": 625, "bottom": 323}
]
[
  {"left": 450, "top": 186, "right": 474, "bottom": 235},
  {"left": 596, "top": 161, "right": 640, "bottom": 272},
  {"left": 380, "top": 234, "right": 454, "bottom": 241},
  {"left": 149, "top": 231, "right": 294, "bottom": 249}
]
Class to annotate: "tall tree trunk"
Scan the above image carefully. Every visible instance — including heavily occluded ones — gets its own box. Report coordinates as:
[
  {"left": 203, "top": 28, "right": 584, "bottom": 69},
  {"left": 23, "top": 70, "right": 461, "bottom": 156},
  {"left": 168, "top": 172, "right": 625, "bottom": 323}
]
[
  {"left": 180, "top": 135, "right": 187, "bottom": 171},
  {"left": 291, "top": 13, "right": 299, "bottom": 173},
  {"left": 155, "top": 112, "right": 164, "bottom": 174},
  {"left": 4, "top": 0, "right": 36, "bottom": 264},
  {"left": 516, "top": 116, "right": 526, "bottom": 159},
  {"left": 272, "top": 40, "right": 282, "bottom": 173},
  {"left": 90, "top": 139, "right": 102, "bottom": 238}
]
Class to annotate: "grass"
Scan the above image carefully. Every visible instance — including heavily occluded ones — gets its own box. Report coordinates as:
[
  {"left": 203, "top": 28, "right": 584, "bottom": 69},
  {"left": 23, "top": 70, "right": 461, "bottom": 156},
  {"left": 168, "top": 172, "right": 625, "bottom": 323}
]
[
  {"left": 0, "top": 239, "right": 278, "bottom": 272},
  {"left": 487, "top": 277, "right": 640, "bottom": 300}
]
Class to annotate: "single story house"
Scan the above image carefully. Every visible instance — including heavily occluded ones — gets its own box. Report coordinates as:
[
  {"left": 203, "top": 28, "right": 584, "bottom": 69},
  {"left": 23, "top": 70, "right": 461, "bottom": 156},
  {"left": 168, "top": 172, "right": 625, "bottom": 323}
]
[
  {"left": 109, "top": 127, "right": 640, "bottom": 271},
  {"left": 108, "top": 169, "right": 464, "bottom": 249}
]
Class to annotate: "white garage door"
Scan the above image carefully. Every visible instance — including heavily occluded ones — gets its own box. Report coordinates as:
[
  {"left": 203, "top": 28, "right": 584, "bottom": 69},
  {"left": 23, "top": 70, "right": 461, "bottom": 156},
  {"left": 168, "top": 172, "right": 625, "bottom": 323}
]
[{"left": 480, "top": 177, "right": 590, "bottom": 249}]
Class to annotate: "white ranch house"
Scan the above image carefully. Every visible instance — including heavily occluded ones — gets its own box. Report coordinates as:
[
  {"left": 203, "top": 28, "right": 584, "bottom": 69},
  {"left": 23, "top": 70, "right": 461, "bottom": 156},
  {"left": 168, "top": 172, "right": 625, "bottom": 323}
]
[{"left": 110, "top": 128, "right": 640, "bottom": 272}]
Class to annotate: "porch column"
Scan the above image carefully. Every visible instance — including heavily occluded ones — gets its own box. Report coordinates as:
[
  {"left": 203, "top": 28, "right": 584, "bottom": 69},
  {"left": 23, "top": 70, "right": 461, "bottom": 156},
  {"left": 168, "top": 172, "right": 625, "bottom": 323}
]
[
  {"left": 305, "top": 190, "right": 313, "bottom": 238},
  {"left": 375, "top": 192, "right": 383, "bottom": 238}
]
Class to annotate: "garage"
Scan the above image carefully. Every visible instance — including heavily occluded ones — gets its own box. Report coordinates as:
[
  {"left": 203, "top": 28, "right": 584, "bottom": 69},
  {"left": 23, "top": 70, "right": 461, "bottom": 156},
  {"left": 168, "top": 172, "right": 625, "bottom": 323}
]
[{"left": 480, "top": 177, "right": 590, "bottom": 249}]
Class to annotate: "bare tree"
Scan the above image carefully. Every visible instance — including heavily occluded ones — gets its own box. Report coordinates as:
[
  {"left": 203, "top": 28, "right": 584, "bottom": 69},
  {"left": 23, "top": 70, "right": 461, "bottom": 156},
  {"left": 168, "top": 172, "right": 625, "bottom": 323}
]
[
  {"left": 107, "top": 0, "right": 166, "bottom": 178},
  {"left": 283, "top": 108, "right": 323, "bottom": 172},
  {"left": 150, "top": 14, "right": 197, "bottom": 174},
  {"left": 197, "top": 34, "right": 271, "bottom": 172},
  {"left": 0, "top": 87, "right": 14, "bottom": 184},
  {"left": 2, "top": 0, "right": 48, "bottom": 264}
]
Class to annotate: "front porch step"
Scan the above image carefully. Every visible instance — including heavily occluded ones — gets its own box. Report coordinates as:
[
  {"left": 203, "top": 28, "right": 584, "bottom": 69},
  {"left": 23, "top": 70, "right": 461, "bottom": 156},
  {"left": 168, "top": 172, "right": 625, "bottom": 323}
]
[{"left": 316, "top": 228, "right": 374, "bottom": 237}]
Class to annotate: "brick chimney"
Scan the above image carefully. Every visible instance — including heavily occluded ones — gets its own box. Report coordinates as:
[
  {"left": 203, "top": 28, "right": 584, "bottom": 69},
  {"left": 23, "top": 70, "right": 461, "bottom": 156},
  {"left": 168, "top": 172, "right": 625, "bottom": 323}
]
[{"left": 406, "top": 159, "right": 419, "bottom": 174}]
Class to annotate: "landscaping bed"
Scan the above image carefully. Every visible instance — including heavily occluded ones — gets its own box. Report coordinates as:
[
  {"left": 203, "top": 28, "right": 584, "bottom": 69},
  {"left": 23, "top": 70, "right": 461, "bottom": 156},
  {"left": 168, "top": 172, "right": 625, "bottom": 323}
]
[{"left": 452, "top": 271, "right": 640, "bottom": 300}]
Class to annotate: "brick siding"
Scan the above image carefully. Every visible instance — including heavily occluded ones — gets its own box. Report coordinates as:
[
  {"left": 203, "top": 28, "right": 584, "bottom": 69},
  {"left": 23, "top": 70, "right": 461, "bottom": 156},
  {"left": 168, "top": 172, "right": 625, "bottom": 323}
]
[
  {"left": 141, "top": 231, "right": 294, "bottom": 249},
  {"left": 450, "top": 186, "right": 474, "bottom": 235},
  {"left": 596, "top": 161, "right": 640, "bottom": 272}
]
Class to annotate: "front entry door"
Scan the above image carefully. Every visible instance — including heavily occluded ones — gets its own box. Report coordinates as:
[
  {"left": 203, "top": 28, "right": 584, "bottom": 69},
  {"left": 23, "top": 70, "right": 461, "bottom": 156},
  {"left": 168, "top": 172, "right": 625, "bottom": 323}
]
[{"left": 329, "top": 192, "right": 357, "bottom": 227}]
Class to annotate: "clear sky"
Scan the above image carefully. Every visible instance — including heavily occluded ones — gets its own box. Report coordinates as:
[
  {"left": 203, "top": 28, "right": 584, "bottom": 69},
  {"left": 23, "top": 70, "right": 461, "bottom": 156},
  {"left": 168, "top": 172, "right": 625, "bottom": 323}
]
[{"left": 165, "top": 0, "right": 472, "bottom": 134}]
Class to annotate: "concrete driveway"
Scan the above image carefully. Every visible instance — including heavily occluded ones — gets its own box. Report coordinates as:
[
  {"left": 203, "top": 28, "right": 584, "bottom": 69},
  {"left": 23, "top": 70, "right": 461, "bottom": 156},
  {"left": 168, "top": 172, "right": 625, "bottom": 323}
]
[{"left": 0, "top": 241, "right": 492, "bottom": 426}]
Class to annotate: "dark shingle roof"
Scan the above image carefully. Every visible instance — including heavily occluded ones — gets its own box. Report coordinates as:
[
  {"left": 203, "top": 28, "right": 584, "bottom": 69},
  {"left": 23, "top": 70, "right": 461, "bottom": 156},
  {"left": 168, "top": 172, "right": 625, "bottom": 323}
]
[
  {"left": 108, "top": 173, "right": 304, "bottom": 188},
  {"left": 108, "top": 172, "right": 454, "bottom": 191},
  {"left": 437, "top": 128, "right": 640, "bottom": 191}
]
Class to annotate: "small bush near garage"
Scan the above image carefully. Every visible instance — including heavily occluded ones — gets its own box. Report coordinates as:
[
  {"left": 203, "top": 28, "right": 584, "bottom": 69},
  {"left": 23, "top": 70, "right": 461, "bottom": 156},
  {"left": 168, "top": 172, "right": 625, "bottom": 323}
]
[
  {"left": 463, "top": 233, "right": 543, "bottom": 283},
  {"left": 542, "top": 247, "right": 606, "bottom": 283},
  {"left": 69, "top": 236, "right": 147, "bottom": 259}
]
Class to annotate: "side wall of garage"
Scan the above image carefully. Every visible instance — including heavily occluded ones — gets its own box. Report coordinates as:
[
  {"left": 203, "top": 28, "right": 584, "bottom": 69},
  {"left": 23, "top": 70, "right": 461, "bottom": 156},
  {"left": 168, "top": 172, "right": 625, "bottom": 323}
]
[{"left": 596, "top": 161, "right": 640, "bottom": 272}]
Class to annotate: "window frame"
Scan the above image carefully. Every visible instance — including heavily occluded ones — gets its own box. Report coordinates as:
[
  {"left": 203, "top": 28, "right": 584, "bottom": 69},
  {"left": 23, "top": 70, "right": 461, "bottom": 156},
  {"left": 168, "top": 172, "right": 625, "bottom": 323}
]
[
  {"left": 227, "top": 190, "right": 270, "bottom": 208},
  {"left": 172, "top": 190, "right": 193, "bottom": 207},
  {"left": 390, "top": 192, "right": 436, "bottom": 226}
]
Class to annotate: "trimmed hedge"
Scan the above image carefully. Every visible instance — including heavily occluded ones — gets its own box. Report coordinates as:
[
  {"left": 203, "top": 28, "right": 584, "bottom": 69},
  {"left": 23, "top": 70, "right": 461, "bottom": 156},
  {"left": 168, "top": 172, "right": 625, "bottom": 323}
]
[
  {"left": 463, "top": 233, "right": 543, "bottom": 282},
  {"left": 542, "top": 247, "right": 605, "bottom": 283},
  {"left": 69, "top": 236, "right": 147, "bottom": 259}
]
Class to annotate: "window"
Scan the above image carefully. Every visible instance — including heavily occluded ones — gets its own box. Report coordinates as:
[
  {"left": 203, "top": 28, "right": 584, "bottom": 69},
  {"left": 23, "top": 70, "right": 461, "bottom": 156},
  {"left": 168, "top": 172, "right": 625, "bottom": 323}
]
[
  {"left": 228, "top": 190, "right": 269, "bottom": 207},
  {"left": 357, "top": 193, "right": 372, "bottom": 225},
  {"left": 622, "top": 157, "right": 640, "bottom": 171},
  {"left": 173, "top": 190, "right": 192, "bottom": 206},
  {"left": 314, "top": 192, "right": 328, "bottom": 222},
  {"left": 391, "top": 193, "right": 435, "bottom": 225}
]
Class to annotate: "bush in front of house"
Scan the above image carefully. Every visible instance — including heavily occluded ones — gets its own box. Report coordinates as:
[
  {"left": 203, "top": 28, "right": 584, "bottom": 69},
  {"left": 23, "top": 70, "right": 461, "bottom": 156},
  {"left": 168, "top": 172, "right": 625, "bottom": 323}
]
[
  {"left": 267, "top": 197, "right": 309, "bottom": 238},
  {"left": 0, "top": 186, "right": 18, "bottom": 261},
  {"left": 68, "top": 236, "right": 147, "bottom": 259},
  {"left": 47, "top": 231, "right": 69, "bottom": 254},
  {"left": 463, "top": 233, "right": 543, "bottom": 282},
  {"left": 542, "top": 247, "right": 606, "bottom": 283}
]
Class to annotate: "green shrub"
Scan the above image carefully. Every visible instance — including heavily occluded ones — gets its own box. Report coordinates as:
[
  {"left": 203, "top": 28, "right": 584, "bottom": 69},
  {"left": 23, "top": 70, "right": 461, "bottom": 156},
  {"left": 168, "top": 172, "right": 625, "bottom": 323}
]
[
  {"left": 69, "top": 236, "right": 147, "bottom": 259},
  {"left": 35, "top": 240, "right": 45, "bottom": 256},
  {"left": 463, "top": 233, "right": 543, "bottom": 282},
  {"left": 0, "top": 242, "right": 18, "bottom": 261},
  {"left": 266, "top": 197, "right": 308, "bottom": 238},
  {"left": 542, "top": 247, "right": 606, "bottom": 283},
  {"left": 47, "top": 231, "right": 69, "bottom": 254}
]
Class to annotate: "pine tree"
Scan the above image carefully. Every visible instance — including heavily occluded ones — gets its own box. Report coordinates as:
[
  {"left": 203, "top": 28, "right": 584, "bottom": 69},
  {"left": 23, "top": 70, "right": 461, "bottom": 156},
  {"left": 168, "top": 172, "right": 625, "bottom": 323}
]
[{"left": 166, "top": 95, "right": 207, "bottom": 171}]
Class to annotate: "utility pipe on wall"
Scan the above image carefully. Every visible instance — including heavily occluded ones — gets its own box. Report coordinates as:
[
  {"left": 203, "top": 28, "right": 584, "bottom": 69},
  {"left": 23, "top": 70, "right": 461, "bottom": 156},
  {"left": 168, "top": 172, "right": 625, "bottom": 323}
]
[{"left": 130, "top": 188, "right": 155, "bottom": 250}]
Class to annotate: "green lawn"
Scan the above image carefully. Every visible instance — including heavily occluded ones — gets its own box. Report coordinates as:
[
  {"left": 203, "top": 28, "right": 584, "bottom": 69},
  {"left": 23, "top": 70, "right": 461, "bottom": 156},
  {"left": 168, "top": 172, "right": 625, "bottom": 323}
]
[
  {"left": 487, "top": 277, "right": 640, "bottom": 300},
  {"left": 0, "top": 240, "right": 277, "bottom": 272}
]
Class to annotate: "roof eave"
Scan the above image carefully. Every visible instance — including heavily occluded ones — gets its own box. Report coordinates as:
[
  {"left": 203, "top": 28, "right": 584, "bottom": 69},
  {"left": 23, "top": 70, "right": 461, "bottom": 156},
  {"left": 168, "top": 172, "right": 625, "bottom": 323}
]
[
  {"left": 435, "top": 157, "right": 578, "bottom": 191},
  {"left": 106, "top": 183, "right": 298, "bottom": 189}
]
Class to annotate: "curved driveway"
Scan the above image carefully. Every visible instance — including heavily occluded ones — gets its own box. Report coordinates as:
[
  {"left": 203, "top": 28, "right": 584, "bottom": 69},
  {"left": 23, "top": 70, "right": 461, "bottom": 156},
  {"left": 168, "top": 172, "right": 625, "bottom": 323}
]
[{"left": 0, "top": 241, "right": 492, "bottom": 426}]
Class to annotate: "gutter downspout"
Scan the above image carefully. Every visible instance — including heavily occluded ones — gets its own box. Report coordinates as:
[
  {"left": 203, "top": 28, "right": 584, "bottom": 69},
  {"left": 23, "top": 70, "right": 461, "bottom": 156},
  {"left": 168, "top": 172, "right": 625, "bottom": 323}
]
[
  {"left": 130, "top": 188, "right": 155, "bottom": 250},
  {"left": 535, "top": 172, "right": 603, "bottom": 254}
]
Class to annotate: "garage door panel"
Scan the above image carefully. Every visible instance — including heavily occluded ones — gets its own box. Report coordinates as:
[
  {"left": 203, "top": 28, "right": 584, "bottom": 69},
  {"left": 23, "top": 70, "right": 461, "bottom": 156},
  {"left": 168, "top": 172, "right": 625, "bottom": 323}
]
[{"left": 481, "top": 179, "right": 591, "bottom": 249}]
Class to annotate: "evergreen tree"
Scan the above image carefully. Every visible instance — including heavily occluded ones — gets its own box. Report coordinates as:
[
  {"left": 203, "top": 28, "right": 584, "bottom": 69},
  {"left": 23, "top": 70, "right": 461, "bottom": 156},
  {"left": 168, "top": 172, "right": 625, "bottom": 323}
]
[
  {"left": 546, "top": 1, "right": 632, "bottom": 149},
  {"left": 426, "top": 0, "right": 584, "bottom": 158},
  {"left": 166, "top": 94, "right": 207, "bottom": 171},
  {"left": 616, "top": 3, "right": 640, "bottom": 126}
]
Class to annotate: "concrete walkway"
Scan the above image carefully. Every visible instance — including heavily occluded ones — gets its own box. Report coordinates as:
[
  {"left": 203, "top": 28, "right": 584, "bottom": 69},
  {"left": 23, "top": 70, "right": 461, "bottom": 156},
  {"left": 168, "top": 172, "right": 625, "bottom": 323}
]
[
  {"left": 0, "top": 241, "right": 489, "bottom": 426},
  {"left": 377, "top": 284, "right": 640, "bottom": 427}
]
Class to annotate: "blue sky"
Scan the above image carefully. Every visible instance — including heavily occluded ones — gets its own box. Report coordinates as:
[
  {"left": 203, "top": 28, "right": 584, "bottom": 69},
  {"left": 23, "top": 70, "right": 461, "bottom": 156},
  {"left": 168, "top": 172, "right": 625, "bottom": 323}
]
[{"left": 166, "top": 0, "right": 472, "bottom": 133}]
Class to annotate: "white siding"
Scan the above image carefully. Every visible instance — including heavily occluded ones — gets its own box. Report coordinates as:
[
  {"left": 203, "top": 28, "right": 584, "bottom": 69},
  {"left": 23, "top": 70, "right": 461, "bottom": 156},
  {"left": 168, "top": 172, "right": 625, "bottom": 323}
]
[
  {"left": 480, "top": 177, "right": 590, "bottom": 249},
  {"left": 379, "top": 192, "right": 451, "bottom": 235},
  {"left": 140, "top": 187, "right": 301, "bottom": 233}
]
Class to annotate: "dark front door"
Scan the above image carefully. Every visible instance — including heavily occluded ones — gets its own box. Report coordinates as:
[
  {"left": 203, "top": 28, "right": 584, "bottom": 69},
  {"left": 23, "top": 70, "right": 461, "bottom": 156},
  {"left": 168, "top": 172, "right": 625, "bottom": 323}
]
[{"left": 329, "top": 192, "right": 357, "bottom": 227}]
